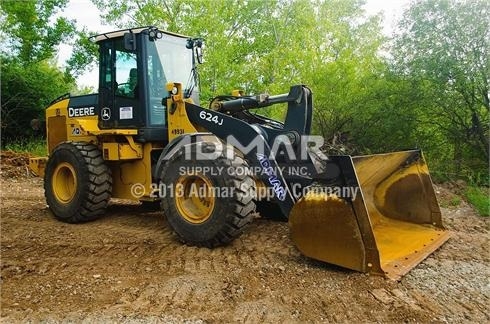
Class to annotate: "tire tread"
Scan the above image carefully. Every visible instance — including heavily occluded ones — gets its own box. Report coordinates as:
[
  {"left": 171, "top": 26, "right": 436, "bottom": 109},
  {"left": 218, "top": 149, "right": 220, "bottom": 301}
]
[{"left": 44, "top": 142, "right": 112, "bottom": 223}]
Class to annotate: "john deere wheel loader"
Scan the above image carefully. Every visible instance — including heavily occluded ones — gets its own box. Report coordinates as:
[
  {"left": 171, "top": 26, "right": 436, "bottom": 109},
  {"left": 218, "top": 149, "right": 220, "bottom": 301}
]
[{"left": 29, "top": 26, "right": 450, "bottom": 280}]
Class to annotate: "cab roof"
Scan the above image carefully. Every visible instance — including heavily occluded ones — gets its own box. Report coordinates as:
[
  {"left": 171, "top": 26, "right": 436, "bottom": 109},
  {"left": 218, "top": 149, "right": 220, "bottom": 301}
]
[{"left": 89, "top": 26, "right": 190, "bottom": 43}]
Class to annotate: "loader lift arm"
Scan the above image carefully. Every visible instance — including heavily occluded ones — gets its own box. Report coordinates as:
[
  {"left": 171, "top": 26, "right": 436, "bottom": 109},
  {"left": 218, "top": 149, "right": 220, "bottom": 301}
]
[{"left": 184, "top": 85, "right": 318, "bottom": 218}]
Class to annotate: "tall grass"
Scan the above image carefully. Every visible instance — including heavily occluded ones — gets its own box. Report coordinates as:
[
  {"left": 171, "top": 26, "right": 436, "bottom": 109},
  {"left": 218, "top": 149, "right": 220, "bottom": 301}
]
[
  {"left": 3, "top": 138, "right": 47, "bottom": 157},
  {"left": 464, "top": 186, "right": 490, "bottom": 217}
]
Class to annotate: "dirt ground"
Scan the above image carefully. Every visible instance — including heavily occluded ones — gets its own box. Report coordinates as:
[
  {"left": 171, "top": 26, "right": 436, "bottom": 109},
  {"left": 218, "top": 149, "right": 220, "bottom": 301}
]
[{"left": 1, "top": 151, "right": 489, "bottom": 323}]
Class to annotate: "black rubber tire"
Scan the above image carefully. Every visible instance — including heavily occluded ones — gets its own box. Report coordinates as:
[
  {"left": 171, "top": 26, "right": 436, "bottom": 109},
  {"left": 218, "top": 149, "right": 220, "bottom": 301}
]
[
  {"left": 160, "top": 142, "right": 256, "bottom": 247},
  {"left": 44, "top": 142, "right": 112, "bottom": 223}
]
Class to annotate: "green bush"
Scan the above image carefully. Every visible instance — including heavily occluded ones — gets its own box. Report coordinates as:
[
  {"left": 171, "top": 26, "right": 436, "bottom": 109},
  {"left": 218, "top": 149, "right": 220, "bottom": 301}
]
[
  {"left": 4, "top": 138, "right": 47, "bottom": 157},
  {"left": 1, "top": 59, "right": 75, "bottom": 142},
  {"left": 464, "top": 186, "right": 490, "bottom": 217}
]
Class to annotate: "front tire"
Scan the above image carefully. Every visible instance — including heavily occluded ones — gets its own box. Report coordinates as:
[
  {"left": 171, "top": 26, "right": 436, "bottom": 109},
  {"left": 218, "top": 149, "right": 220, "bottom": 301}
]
[
  {"left": 44, "top": 142, "right": 112, "bottom": 223},
  {"left": 160, "top": 142, "right": 256, "bottom": 247}
]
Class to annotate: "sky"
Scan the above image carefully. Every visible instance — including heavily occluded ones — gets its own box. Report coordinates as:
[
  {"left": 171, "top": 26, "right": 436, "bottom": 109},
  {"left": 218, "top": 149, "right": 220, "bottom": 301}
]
[{"left": 58, "top": 0, "right": 410, "bottom": 88}]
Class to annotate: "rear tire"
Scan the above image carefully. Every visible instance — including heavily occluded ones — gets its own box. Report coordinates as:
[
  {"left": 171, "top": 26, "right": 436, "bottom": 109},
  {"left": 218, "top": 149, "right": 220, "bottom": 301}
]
[
  {"left": 160, "top": 142, "right": 256, "bottom": 247},
  {"left": 44, "top": 142, "right": 112, "bottom": 223}
]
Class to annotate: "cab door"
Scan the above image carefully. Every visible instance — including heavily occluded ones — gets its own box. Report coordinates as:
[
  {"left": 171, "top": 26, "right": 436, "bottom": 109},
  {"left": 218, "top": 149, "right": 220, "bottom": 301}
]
[{"left": 98, "top": 37, "right": 144, "bottom": 129}]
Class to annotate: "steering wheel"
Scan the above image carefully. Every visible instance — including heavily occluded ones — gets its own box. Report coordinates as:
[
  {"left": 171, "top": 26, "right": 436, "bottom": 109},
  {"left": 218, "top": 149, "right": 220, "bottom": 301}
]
[{"left": 116, "top": 83, "right": 131, "bottom": 96}]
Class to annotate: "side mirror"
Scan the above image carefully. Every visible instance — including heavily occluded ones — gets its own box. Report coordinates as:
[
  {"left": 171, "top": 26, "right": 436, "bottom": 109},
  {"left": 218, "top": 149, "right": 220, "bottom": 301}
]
[
  {"left": 195, "top": 39, "right": 204, "bottom": 64},
  {"left": 124, "top": 33, "right": 136, "bottom": 51},
  {"left": 187, "top": 38, "right": 204, "bottom": 64}
]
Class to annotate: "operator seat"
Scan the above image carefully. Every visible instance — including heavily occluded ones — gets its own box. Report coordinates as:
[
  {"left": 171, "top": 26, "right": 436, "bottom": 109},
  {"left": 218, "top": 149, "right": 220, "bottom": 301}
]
[{"left": 129, "top": 68, "right": 138, "bottom": 98}]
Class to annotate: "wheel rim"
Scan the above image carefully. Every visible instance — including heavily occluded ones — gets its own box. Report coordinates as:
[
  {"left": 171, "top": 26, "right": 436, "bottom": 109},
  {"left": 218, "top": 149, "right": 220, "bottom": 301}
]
[
  {"left": 175, "top": 174, "right": 215, "bottom": 224},
  {"left": 52, "top": 162, "right": 77, "bottom": 203}
]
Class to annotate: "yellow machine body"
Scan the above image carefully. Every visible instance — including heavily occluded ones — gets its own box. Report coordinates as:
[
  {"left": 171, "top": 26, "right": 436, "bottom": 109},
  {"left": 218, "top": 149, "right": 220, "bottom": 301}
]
[{"left": 30, "top": 97, "right": 164, "bottom": 201}]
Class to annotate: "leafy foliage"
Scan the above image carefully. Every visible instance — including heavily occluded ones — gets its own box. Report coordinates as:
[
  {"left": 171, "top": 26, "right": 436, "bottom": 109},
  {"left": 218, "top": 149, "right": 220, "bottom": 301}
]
[
  {"left": 464, "top": 187, "right": 490, "bottom": 217},
  {"left": 1, "top": 58, "right": 74, "bottom": 140},
  {"left": 64, "top": 29, "right": 99, "bottom": 78},
  {"left": 0, "top": 0, "right": 76, "bottom": 62},
  {"left": 392, "top": 0, "right": 489, "bottom": 181},
  {"left": 0, "top": 0, "right": 78, "bottom": 142},
  {"left": 3, "top": 137, "right": 47, "bottom": 157}
]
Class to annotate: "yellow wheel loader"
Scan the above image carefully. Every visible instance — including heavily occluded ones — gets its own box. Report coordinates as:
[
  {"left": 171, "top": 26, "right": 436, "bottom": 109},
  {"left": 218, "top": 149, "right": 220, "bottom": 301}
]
[{"left": 29, "top": 26, "right": 450, "bottom": 280}]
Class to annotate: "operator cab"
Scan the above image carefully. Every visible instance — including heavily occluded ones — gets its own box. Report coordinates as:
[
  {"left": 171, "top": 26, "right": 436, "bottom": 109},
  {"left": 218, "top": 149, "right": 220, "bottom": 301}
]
[{"left": 92, "top": 26, "right": 202, "bottom": 142}]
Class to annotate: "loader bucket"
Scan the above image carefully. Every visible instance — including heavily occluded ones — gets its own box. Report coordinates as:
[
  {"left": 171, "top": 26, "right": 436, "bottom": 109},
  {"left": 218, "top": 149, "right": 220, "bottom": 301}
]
[{"left": 289, "top": 150, "right": 450, "bottom": 280}]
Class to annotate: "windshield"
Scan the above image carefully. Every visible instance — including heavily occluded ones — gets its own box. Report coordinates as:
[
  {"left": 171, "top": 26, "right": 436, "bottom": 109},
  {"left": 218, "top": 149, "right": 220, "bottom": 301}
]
[
  {"left": 145, "top": 33, "right": 196, "bottom": 98},
  {"left": 144, "top": 33, "right": 198, "bottom": 126}
]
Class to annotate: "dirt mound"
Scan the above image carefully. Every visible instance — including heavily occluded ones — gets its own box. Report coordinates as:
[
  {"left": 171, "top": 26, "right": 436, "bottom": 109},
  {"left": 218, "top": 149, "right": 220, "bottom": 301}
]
[{"left": 0, "top": 150, "right": 33, "bottom": 179}]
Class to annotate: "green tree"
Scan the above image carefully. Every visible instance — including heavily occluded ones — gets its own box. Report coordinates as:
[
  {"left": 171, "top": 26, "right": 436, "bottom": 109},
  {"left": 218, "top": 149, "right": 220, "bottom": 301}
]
[
  {"left": 303, "top": 0, "right": 393, "bottom": 152},
  {"left": 0, "top": 0, "right": 77, "bottom": 141},
  {"left": 92, "top": 0, "right": 284, "bottom": 99},
  {"left": 64, "top": 28, "right": 99, "bottom": 78},
  {"left": 1, "top": 59, "right": 73, "bottom": 140},
  {"left": 0, "top": 0, "right": 75, "bottom": 62},
  {"left": 393, "top": 0, "right": 489, "bottom": 179}
]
